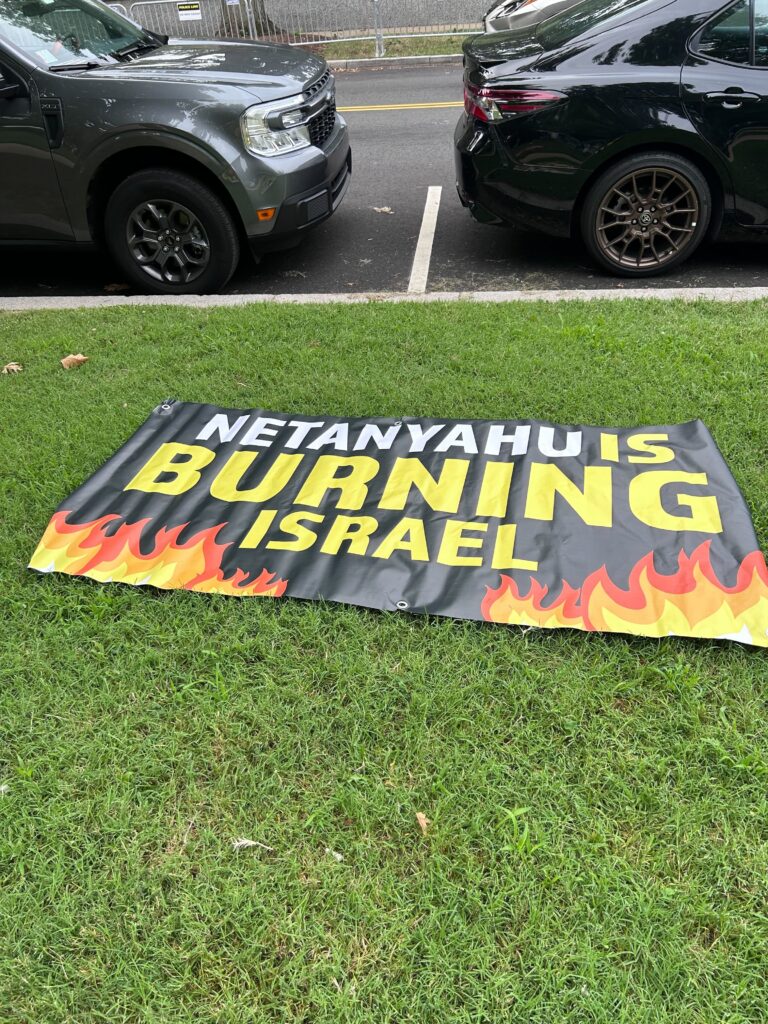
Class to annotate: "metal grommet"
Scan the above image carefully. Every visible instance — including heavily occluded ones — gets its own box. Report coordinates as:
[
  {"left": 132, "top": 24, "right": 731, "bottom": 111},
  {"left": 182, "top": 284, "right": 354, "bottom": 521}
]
[{"left": 396, "top": 600, "right": 409, "bottom": 611}]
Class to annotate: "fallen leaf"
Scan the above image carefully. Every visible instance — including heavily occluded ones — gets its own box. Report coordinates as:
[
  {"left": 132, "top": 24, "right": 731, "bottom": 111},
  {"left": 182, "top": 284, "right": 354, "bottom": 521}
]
[
  {"left": 325, "top": 846, "right": 344, "bottom": 862},
  {"left": 373, "top": 206, "right": 394, "bottom": 214},
  {"left": 103, "top": 282, "right": 129, "bottom": 293},
  {"left": 416, "top": 812, "right": 430, "bottom": 836},
  {"left": 232, "top": 837, "right": 274, "bottom": 852},
  {"left": 60, "top": 354, "right": 89, "bottom": 369},
  {"left": 1, "top": 362, "right": 22, "bottom": 374}
]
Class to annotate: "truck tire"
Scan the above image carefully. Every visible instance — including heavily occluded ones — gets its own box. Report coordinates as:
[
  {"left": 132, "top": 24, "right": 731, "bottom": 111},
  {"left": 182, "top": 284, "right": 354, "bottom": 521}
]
[{"left": 104, "top": 168, "right": 240, "bottom": 294}]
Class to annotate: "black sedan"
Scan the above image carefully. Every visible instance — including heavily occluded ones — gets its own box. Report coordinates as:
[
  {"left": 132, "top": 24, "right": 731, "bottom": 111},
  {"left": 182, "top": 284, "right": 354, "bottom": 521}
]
[{"left": 456, "top": 0, "right": 768, "bottom": 277}]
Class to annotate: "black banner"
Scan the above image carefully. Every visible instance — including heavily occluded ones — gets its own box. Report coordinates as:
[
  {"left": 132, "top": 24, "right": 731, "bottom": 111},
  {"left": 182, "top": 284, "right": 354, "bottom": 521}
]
[{"left": 30, "top": 400, "right": 768, "bottom": 646}]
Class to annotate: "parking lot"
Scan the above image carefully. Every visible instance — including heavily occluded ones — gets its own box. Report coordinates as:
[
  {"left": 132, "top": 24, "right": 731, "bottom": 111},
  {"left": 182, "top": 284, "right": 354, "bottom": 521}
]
[{"left": 4, "top": 63, "right": 768, "bottom": 299}]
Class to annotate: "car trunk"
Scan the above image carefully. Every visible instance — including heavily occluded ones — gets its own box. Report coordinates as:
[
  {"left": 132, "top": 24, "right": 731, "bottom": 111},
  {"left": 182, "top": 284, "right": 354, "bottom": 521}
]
[{"left": 463, "top": 29, "right": 544, "bottom": 76}]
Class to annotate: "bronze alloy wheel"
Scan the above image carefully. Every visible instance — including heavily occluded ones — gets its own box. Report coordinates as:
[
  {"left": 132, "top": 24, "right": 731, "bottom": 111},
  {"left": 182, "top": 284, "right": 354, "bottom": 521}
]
[
  {"left": 595, "top": 167, "right": 701, "bottom": 271},
  {"left": 126, "top": 199, "right": 211, "bottom": 285}
]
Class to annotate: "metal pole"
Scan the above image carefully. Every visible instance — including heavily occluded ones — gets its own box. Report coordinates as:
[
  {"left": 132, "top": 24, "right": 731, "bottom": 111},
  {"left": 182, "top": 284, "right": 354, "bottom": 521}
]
[
  {"left": 244, "top": 0, "right": 257, "bottom": 39},
  {"left": 372, "top": 0, "right": 385, "bottom": 57}
]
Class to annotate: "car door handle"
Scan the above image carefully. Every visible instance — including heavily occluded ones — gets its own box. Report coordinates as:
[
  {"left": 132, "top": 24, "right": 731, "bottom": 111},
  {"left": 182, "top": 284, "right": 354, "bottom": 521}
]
[{"left": 704, "top": 91, "right": 761, "bottom": 107}]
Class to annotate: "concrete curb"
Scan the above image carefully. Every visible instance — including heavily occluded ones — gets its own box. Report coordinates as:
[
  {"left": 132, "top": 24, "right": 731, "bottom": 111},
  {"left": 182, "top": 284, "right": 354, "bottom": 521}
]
[
  {"left": 329, "top": 54, "right": 462, "bottom": 71},
  {"left": 4, "top": 287, "right": 768, "bottom": 311}
]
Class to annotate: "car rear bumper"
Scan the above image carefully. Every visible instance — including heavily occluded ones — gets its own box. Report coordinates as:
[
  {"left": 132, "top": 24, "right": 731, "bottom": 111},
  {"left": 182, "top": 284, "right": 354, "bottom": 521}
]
[{"left": 454, "top": 116, "right": 573, "bottom": 239}]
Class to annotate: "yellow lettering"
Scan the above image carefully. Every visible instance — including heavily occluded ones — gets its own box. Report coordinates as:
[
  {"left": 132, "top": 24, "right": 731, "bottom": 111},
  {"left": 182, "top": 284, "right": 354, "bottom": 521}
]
[
  {"left": 437, "top": 520, "right": 487, "bottom": 567},
  {"left": 320, "top": 515, "right": 379, "bottom": 556},
  {"left": 266, "top": 512, "right": 324, "bottom": 551},
  {"left": 629, "top": 471, "right": 722, "bottom": 533},
  {"left": 627, "top": 432, "right": 675, "bottom": 464},
  {"left": 379, "top": 458, "right": 469, "bottom": 514},
  {"left": 525, "top": 463, "right": 613, "bottom": 527},
  {"left": 210, "top": 451, "right": 303, "bottom": 503},
  {"left": 124, "top": 442, "right": 214, "bottom": 496},
  {"left": 240, "top": 509, "right": 278, "bottom": 549},
  {"left": 491, "top": 524, "right": 539, "bottom": 571},
  {"left": 600, "top": 433, "right": 619, "bottom": 463},
  {"left": 294, "top": 455, "right": 379, "bottom": 510},
  {"left": 372, "top": 517, "right": 429, "bottom": 561},
  {"left": 475, "top": 461, "right": 514, "bottom": 518}
]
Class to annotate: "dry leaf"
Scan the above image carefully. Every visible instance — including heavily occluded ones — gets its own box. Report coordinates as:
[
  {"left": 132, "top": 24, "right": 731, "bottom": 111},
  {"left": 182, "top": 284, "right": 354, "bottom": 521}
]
[
  {"left": 373, "top": 206, "right": 394, "bottom": 214},
  {"left": 1, "top": 362, "right": 22, "bottom": 374},
  {"left": 416, "top": 812, "right": 430, "bottom": 836},
  {"left": 103, "top": 282, "right": 129, "bottom": 293},
  {"left": 60, "top": 353, "right": 89, "bottom": 369},
  {"left": 232, "top": 837, "right": 274, "bottom": 852}
]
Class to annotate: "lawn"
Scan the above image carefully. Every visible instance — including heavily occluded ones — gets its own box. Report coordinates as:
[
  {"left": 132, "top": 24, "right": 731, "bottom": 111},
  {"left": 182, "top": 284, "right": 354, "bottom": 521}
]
[
  {"left": 321, "top": 34, "right": 470, "bottom": 60},
  {"left": 1, "top": 300, "right": 767, "bottom": 1023}
]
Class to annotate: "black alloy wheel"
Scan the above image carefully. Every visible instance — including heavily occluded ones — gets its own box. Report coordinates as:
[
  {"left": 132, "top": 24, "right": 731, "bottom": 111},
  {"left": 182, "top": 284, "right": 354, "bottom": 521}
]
[
  {"left": 581, "top": 153, "right": 711, "bottom": 278},
  {"left": 105, "top": 168, "right": 240, "bottom": 294},
  {"left": 126, "top": 199, "right": 211, "bottom": 287}
]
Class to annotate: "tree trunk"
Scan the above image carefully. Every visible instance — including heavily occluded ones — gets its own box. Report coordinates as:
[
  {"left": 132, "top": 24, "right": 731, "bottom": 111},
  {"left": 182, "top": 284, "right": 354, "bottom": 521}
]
[
  {"left": 250, "top": 0, "right": 281, "bottom": 35},
  {"left": 220, "top": 0, "right": 281, "bottom": 38}
]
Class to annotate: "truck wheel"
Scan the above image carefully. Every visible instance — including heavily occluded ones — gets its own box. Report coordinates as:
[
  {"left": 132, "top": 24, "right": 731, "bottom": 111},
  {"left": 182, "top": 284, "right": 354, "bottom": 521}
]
[
  {"left": 104, "top": 168, "right": 240, "bottom": 294},
  {"left": 580, "top": 152, "right": 711, "bottom": 277}
]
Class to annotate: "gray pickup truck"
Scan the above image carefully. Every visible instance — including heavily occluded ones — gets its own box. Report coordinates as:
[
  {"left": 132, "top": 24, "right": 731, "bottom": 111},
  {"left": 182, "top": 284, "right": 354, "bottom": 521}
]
[{"left": 0, "top": 0, "right": 351, "bottom": 292}]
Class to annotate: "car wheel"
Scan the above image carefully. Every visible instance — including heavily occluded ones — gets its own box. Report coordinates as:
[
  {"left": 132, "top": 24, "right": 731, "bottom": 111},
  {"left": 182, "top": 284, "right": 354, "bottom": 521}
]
[
  {"left": 104, "top": 168, "right": 240, "bottom": 294},
  {"left": 580, "top": 153, "right": 711, "bottom": 278}
]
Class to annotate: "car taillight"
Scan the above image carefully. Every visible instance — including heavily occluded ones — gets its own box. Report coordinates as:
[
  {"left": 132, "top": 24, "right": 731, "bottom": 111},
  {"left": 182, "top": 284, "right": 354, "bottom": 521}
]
[{"left": 464, "top": 81, "right": 565, "bottom": 122}]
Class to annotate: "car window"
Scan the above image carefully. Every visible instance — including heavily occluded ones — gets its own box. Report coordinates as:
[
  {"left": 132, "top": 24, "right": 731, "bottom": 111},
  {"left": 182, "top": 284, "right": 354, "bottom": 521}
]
[
  {"left": 536, "top": 0, "right": 656, "bottom": 48},
  {"left": 755, "top": 0, "right": 768, "bottom": 64},
  {"left": 0, "top": 0, "right": 153, "bottom": 68},
  {"left": 694, "top": 0, "right": 751, "bottom": 65}
]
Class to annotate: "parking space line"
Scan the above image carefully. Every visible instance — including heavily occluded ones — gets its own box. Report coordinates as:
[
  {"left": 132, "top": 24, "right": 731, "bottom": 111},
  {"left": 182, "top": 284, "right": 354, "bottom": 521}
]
[
  {"left": 408, "top": 186, "right": 443, "bottom": 295},
  {"left": 338, "top": 102, "right": 463, "bottom": 112}
]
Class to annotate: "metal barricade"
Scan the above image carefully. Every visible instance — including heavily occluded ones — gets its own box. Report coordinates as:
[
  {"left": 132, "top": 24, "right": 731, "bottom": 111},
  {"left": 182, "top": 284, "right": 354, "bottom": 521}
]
[{"left": 109, "top": 0, "right": 482, "bottom": 53}]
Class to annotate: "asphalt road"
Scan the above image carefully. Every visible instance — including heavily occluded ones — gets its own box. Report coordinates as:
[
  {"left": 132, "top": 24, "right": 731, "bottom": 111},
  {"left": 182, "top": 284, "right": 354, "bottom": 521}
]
[{"left": 4, "top": 63, "right": 768, "bottom": 298}]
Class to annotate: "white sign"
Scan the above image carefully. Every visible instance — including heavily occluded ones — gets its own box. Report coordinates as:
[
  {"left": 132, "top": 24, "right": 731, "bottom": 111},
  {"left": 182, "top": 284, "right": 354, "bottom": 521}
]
[{"left": 177, "top": 1, "right": 202, "bottom": 20}]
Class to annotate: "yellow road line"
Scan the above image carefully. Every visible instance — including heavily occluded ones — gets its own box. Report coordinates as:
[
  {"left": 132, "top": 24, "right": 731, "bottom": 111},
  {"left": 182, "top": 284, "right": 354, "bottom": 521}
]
[{"left": 338, "top": 101, "right": 464, "bottom": 112}]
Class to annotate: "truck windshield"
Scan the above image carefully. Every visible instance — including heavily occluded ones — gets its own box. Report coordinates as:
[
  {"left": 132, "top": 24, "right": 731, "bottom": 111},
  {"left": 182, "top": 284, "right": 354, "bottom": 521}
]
[
  {"left": 0, "top": 0, "right": 159, "bottom": 68},
  {"left": 536, "top": 0, "right": 657, "bottom": 49}
]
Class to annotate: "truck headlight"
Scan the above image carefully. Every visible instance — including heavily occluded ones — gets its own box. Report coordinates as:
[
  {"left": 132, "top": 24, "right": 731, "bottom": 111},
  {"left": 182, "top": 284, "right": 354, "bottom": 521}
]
[{"left": 241, "top": 101, "right": 311, "bottom": 156}]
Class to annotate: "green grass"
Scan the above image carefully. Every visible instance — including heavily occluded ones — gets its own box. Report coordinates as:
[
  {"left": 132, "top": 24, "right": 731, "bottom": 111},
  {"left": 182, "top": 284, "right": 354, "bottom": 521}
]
[
  {"left": 1, "top": 300, "right": 767, "bottom": 1023},
  {"left": 319, "top": 34, "right": 470, "bottom": 61}
]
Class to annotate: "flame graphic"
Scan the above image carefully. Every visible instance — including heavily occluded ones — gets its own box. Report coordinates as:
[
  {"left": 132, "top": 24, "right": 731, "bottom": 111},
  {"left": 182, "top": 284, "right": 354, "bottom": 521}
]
[
  {"left": 482, "top": 543, "right": 768, "bottom": 647},
  {"left": 29, "top": 511, "right": 287, "bottom": 598}
]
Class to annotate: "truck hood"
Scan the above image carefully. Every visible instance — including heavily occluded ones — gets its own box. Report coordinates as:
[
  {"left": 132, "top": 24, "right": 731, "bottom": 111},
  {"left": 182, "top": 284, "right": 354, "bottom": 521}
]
[{"left": 81, "top": 40, "right": 327, "bottom": 100}]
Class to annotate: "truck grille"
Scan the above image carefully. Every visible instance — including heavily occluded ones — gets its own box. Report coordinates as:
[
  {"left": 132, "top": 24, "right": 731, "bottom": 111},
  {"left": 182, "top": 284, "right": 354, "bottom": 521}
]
[
  {"left": 304, "top": 69, "right": 331, "bottom": 100},
  {"left": 308, "top": 100, "right": 337, "bottom": 148}
]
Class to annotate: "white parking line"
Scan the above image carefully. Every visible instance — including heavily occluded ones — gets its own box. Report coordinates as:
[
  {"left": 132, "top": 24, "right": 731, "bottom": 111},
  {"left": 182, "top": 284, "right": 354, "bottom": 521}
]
[{"left": 408, "top": 186, "right": 442, "bottom": 294}]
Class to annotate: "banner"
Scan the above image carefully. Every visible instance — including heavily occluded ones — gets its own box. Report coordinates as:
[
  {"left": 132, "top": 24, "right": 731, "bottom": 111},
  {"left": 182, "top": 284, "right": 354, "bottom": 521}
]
[{"left": 30, "top": 401, "right": 768, "bottom": 647}]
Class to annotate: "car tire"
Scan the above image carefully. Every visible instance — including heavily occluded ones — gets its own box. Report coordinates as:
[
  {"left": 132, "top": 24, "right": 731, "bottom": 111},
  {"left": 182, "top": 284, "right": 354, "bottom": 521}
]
[
  {"left": 104, "top": 168, "right": 240, "bottom": 294},
  {"left": 579, "top": 152, "right": 711, "bottom": 278}
]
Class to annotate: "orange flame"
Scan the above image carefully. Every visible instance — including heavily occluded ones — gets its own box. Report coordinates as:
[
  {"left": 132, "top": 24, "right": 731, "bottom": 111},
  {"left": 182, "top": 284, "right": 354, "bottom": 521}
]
[
  {"left": 29, "top": 511, "right": 287, "bottom": 598},
  {"left": 482, "top": 543, "right": 768, "bottom": 647}
]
